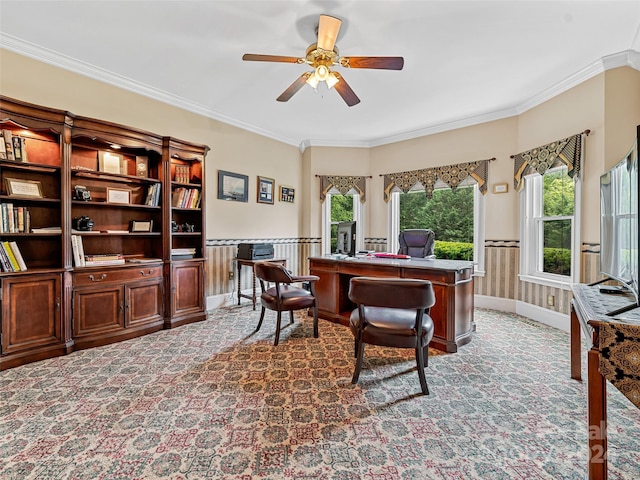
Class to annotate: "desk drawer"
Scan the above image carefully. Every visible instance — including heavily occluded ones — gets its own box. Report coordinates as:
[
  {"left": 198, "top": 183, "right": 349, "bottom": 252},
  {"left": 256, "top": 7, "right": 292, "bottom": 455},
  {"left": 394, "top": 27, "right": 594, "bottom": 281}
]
[
  {"left": 74, "top": 265, "right": 163, "bottom": 286},
  {"left": 339, "top": 263, "right": 401, "bottom": 277}
]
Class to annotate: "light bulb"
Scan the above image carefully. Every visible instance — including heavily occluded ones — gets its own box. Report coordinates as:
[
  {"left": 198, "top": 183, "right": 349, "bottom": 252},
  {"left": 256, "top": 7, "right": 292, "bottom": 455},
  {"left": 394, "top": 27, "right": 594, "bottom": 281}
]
[{"left": 315, "top": 65, "right": 329, "bottom": 81}]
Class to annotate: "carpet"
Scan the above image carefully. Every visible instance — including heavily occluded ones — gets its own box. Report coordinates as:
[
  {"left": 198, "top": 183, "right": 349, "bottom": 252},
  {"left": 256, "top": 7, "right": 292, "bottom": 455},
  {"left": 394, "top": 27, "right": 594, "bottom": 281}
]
[{"left": 1, "top": 307, "right": 639, "bottom": 479}]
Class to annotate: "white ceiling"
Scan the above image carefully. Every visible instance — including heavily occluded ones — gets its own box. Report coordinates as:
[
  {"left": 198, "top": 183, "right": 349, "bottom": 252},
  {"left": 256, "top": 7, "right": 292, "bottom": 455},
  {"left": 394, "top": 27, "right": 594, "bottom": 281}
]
[{"left": 1, "top": 1, "right": 640, "bottom": 150}]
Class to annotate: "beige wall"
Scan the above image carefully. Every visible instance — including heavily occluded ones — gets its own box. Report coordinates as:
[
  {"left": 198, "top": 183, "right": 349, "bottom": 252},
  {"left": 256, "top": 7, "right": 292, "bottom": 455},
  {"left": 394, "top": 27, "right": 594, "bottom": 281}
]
[
  {"left": 369, "top": 117, "right": 518, "bottom": 240},
  {"left": 3, "top": 48, "right": 640, "bottom": 312},
  {"left": 0, "top": 49, "right": 303, "bottom": 240}
]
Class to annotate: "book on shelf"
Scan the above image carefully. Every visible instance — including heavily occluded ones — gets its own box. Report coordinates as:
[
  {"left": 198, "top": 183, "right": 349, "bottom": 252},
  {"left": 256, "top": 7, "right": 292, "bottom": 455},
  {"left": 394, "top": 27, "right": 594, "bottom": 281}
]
[
  {"left": 84, "top": 258, "right": 126, "bottom": 266},
  {"left": 174, "top": 164, "right": 190, "bottom": 183},
  {"left": 31, "top": 226, "right": 62, "bottom": 233},
  {"left": 2, "top": 129, "right": 14, "bottom": 161},
  {"left": 0, "top": 132, "right": 6, "bottom": 160},
  {"left": 9, "top": 241, "right": 27, "bottom": 270},
  {"left": 171, "top": 248, "right": 196, "bottom": 255},
  {"left": 0, "top": 241, "right": 26, "bottom": 272},
  {"left": 144, "top": 183, "right": 161, "bottom": 206},
  {"left": 71, "top": 235, "right": 85, "bottom": 267},
  {"left": 12, "top": 135, "right": 23, "bottom": 162}
]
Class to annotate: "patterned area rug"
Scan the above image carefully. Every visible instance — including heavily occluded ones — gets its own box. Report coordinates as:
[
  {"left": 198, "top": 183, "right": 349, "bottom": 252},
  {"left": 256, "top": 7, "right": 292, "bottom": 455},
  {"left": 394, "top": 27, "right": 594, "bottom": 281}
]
[{"left": 1, "top": 307, "right": 639, "bottom": 479}]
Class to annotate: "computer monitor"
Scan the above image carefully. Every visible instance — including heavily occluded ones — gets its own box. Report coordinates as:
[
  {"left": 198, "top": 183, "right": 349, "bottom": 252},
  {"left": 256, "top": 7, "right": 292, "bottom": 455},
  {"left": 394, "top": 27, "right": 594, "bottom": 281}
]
[{"left": 336, "top": 221, "right": 356, "bottom": 256}]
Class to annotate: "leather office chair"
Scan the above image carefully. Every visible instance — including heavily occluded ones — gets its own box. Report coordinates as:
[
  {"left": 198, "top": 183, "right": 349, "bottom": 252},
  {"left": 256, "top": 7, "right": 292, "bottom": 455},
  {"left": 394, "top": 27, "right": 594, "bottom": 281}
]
[
  {"left": 348, "top": 276, "right": 436, "bottom": 395},
  {"left": 254, "top": 261, "right": 320, "bottom": 346},
  {"left": 398, "top": 229, "right": 435, "bottom": 258}
]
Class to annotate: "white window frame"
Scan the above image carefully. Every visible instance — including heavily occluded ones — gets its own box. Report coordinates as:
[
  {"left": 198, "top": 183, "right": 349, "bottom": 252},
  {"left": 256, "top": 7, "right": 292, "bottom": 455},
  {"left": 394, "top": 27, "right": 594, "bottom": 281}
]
[
  {"left": 388, "top": 183, "right": 485, "bottom": 275},
  {"left": 322, "top": 189, "right": 364, "bottom": 255},
  {"left": 519, "top": 166, "right": 581, "bottom": 289}
]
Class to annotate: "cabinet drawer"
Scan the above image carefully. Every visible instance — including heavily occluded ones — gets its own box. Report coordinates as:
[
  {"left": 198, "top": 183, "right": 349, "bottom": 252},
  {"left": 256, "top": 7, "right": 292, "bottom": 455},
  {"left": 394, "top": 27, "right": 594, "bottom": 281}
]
[{"left": 74, "top": 265, "right": 163, "bottom": 286}]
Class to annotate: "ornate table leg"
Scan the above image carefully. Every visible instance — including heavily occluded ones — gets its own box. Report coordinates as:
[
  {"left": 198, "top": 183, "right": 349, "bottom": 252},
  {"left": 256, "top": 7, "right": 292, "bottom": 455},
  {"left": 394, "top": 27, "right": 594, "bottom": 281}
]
[{"left": 587, "top": 347, "right": 608, "bottom": 479}]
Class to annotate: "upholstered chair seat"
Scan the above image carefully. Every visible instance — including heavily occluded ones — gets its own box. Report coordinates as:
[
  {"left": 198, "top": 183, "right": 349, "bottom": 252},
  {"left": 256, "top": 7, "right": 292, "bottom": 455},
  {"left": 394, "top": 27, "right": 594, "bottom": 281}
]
[
  {"left": 348, "top": 276, "right": 436, "bottom": 395},
  {"left": 254, "top": 261, "right": 319, "bottom": 346}
]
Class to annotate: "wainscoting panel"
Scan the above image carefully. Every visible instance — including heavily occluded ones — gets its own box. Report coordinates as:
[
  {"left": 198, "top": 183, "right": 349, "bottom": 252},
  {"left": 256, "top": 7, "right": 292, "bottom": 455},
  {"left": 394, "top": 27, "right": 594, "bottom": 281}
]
[
  {"left": 204, "top": 238, "right": 602, "bottom": 318},
  {"left": 205, "top": 238, "right": 322, "bottom": 298}
]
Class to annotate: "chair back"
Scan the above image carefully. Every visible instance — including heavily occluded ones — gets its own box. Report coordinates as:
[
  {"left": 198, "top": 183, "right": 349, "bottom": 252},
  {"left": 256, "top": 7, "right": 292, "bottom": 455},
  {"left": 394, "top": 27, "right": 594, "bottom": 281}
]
[
  {"left": 398, "top": 229, "right": 435, "bottom": 257},
  {"left": 348, "top": 276, "right": 435, "bottom": 310},
  {"left": 254, "top": 261, "right": 294, "bottom": 285}
]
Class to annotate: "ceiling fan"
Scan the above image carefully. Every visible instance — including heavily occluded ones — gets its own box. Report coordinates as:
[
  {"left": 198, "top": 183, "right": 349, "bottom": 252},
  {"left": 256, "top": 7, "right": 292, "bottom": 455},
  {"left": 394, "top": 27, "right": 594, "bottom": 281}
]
[{"left": 242, "top": 14, "right": 404, "bottom": 107}]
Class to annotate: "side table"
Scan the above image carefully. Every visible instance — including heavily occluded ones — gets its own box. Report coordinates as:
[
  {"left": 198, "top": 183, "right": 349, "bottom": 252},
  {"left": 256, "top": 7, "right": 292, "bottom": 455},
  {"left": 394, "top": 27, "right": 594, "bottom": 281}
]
[{"left": 235, "top": 258, "right": 286, "bottom": 310}]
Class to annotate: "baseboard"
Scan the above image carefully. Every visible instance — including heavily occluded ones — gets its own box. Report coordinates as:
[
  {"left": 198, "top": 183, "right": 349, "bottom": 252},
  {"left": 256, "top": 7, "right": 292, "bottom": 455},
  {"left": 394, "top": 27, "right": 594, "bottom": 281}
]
[
  {"left": 207, "top": 289, "right": 253, "bottom": 312},
  {"left": 474, "top": 295, "right": 516, "bottom": 313},
  {"left": 515, "top": 300, "right": 570, "bottom": 332}
]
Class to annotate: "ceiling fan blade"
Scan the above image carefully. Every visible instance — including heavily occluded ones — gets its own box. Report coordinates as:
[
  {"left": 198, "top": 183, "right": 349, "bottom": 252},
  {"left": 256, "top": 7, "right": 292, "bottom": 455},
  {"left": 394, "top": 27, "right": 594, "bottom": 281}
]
[
  {"left": 276, "top": 72, "right": 312, "bottom": 102},
  {"left": 242, "top": 54, "right": 302, "bottom": 63},
  {"left": 332, "top": 72, "right": 360, "bottom": 107},
  {"left": 317, "top": 15, "right": 342, "bottom": 51},
  {"left": 341, "top": 56, "right": 404, "bottom": 70}
]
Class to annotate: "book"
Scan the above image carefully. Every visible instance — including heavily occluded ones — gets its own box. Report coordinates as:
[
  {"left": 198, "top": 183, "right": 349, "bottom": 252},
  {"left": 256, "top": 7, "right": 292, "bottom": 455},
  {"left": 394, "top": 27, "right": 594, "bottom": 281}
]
[
  {"left": 77, "top": 235, "right": 85, "bottom": 267},
  {"left": 84, "top": 258, "right": 125, "bottom": 266},
  {"left": 2, "top": 130, "right": 14, "bottom": 161},
  {"left": 127, "top": 258, "right": 161, "bottom": 264},
  {"left": 31, "top": 226, "right": 62, "bottom": 233},
  {"left": 0, "top": 132, "right": 6, "bottom": 160},
  {"left": 2, "top": 241, "right": 20, "bottom": 271},
  {"left": 84, "top": 254, "right": 124, "bottom": 262},
  {"left": 12, "top": 136, "right": 23, "bottom": 162},
  {"left": 71, "top": 235, "right": 82, "bottom": 267},
  {"left": 9, "top": 241, "right": 27, "bottom": 271},
  {"left": 0, "top": 242, "right": 12, "bottom": 272}
]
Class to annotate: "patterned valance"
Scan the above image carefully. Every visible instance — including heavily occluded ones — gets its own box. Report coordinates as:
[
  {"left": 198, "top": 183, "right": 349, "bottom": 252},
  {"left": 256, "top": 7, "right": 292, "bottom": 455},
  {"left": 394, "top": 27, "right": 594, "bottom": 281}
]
[
  {"left": 513, "top": 132, "right": 585, "bottom": 192},
  {"left": 319, "top": 175, "right": 367, "bottom": 203},
  {"left": 382, "top": 159, "right": 491, "bottom": 202},
  {"left": 598, "top": 321, "right": 640, "bottom": 409}
]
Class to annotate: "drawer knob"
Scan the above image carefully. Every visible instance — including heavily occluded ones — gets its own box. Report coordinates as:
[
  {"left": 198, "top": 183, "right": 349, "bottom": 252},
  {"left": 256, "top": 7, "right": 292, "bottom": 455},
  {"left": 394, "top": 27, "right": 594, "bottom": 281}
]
[
  {"left": 140, "top": 269, "right": 154, "bottom": 277},
  {"left": 89, "top": 274, "right": 107, "bottom": 282}
]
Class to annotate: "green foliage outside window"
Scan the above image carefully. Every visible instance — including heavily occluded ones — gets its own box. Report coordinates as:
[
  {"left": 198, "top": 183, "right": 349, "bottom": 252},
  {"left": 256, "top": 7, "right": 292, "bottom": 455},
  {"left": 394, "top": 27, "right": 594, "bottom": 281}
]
[
  {"left": 330, "top": 194, "right": 354, "bottom": 252},
  {"left": 400, "top": 187, "right": 474, "bottom": 259},
  {"left": 542, "top": 169, "right": 574, "bottom": 275}
]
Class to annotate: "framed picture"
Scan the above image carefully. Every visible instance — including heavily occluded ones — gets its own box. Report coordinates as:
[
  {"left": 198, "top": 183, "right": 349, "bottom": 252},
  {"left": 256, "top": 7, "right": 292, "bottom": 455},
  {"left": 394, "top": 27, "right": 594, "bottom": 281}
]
[
  {"left": 280, "top": 185, "right": 295, "bottom": 203},
  {"left": 130, "top": 220, "right": 153, "bottom": 232},
  {"left": 5, "top": 177, "right": 43, "bottom": 198},
  {"left": 106, "top": 187, "right": 131, "bottom": 204},
  {"left": 135, "top": 156, "right": 148, "bottom": 177},
  {"left": 218, "top": 170, "right": 248, "bottom": 202},
  {"left": 98, "top": 151, "right": 124, "bottom": 175},
  {"left": 493, "top": 183, "right": 509, "bottom": 194},
  {"left": 257, "top": 176, "right": 275, "bottom": 204}
]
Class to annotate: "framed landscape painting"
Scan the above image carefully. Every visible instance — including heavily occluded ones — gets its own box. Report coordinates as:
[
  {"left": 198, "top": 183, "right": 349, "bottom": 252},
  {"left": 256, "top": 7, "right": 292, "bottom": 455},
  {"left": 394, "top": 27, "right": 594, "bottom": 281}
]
[{"left": 218, "top": 170, "right": 248, "bottom": 202}]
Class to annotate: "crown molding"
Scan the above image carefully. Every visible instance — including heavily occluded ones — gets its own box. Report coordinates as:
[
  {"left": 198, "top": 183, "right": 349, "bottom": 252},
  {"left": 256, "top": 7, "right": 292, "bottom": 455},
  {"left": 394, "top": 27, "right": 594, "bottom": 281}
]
[
  {"left": 0, "top": 33, "right": 300, "bottom": 148},
  {"left": 3, "top": 34, "right": 639, "bottom": 151}
]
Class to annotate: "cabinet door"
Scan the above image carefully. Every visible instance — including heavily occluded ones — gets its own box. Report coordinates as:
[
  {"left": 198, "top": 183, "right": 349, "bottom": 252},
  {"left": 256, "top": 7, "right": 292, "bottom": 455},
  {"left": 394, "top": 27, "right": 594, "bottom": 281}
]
[
  {"left": 1, "top": 274, "right": 61, "bottom": 355},
  {"left": 126, "top": 278, "right": 163, "bottom": 327},
  {"left": 171, "top": 261, "right": 204, "bottom": 316},
  {"left": 73, "top": 284, "right": 125, "bottom": 337}
]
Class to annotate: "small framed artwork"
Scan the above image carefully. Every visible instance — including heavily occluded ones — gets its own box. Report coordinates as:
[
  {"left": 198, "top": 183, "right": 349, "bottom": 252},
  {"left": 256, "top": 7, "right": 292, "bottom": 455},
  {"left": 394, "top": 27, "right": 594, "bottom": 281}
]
[
  {"left": 130, "top": 220, "right": 153, "bottom": 233},
  {"left": 106, "top": 187, "right": 131, "bottom": 204},
  {"left": 98, "top": 151, "right": 124, "bottom": 175},
  {"left": 257, "top": 176, "right": 275, "bottom": 204},
  {"left": 218, "top": 170, "right": 248, "bottom": 202},
  {"left": 5, "top": 178, "right": 43, "bottom": 198},
  {"left": 135, "top": 156, "right": 148, "bottom": 177},
  {"left": 493, "top": 183, "right": 509, "bottom": 194},
  {"left": 280, "top": 185, "right": 295, "bottom": 203}
]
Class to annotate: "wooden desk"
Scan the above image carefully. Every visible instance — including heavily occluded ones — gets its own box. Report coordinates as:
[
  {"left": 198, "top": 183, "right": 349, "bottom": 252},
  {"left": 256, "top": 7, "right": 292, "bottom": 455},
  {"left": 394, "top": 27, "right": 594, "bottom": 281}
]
[
  {"left": 235, "top": 258, "right": 286, "bottom": 310},
  {"left": 309, "top": 255, "right": 474, "bottom": 352},
  {"left": 570, "top": 283, "right": 640, "bottom": 479}
]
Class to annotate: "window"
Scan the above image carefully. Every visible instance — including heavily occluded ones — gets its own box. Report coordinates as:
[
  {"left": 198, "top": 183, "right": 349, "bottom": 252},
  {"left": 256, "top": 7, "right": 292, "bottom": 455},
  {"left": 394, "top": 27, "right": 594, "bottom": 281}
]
[
  {"left": 389, "top": 182, "right": 485, "bottom": 273},
  {"left": 520, "top": 165, "right": 581, "bottom": 286},
  {"left": 322, "top": 191, "right": 363, "bottom": 255}
]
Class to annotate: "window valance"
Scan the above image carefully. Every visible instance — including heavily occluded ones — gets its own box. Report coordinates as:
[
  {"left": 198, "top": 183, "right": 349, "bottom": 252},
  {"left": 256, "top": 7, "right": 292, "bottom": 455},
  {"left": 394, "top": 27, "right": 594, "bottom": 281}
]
[
  {"left": 512, "top": 131, "right": 588, "bottom": 192},
  {"left": 319, "top": 175, "right": 367, "bottom": 203},
  {"left": 382, "top": 159, "right": 492, "bottom": 202}
]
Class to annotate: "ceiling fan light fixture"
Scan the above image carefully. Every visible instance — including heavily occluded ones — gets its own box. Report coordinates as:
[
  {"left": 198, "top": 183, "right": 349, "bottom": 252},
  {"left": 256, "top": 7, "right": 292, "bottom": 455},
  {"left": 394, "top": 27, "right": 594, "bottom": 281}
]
[
  {"left": 305, "top": 73, "right": 320, "bottom": 89},
  {"left": 326, "top": 72, "right": 339, "bottom": 89},
  {"left": 315, "top": 65, "right": 329, "bottom": 81}
]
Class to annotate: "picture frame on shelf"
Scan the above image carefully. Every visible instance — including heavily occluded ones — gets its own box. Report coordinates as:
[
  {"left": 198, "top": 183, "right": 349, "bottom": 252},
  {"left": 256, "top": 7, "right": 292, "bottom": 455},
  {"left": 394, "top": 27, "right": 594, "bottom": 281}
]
[
  {"left": 280, "top": 185, "right": 295, "bottom": 203},
  {"left": 106, "top": 187, "right": 131, "bottom": 204},
  {"left": 98, "top": 151, "right": 124, "bottom": 175},
  {"left": 257, "top": 176, "right": 275, "bottom": 204},
  {"left": 218, "top": 170, "right": 248, "bottom": 202},
  {"left": 130, "top": 220, "right": 153, "bottom": 233},
  {"left": 135, "top": 156, "right": 148, "bottom": 177},
  {"left": 5, "top": 177, "right": 43, "bottom": 198}
]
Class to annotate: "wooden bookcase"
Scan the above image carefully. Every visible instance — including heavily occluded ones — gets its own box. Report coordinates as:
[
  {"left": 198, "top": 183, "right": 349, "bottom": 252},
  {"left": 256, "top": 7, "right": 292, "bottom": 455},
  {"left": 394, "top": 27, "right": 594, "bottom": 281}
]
[{"left": 0, "top": 95, "right": 209, "bottom": 369}]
